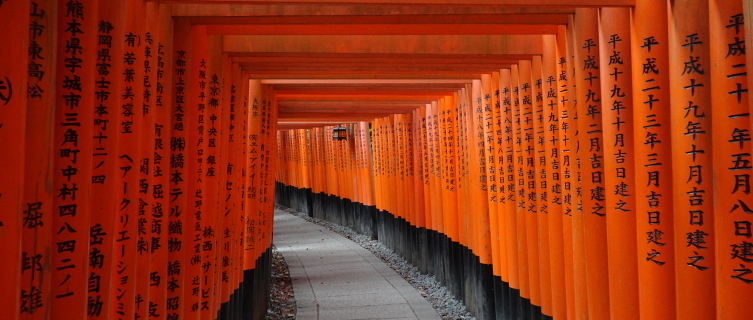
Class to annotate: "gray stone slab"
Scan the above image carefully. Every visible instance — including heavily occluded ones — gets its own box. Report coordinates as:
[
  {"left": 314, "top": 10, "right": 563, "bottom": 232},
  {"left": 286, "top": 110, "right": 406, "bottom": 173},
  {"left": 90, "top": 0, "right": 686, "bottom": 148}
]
[
  {"left": 315, "top": 292, "right": 408, "bottom": 308},
  {"left": 273, "top": 209, "right": 440, "bottom": 320},
  {"left": 318, "top": 303, "right": 416, "bottom": 320}
]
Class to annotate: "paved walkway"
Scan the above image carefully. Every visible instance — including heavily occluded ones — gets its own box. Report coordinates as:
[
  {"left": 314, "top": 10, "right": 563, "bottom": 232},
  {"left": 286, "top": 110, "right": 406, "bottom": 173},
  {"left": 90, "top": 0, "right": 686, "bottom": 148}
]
[{"left": 273, "top": 209, "right": 441, "bottom": 320}]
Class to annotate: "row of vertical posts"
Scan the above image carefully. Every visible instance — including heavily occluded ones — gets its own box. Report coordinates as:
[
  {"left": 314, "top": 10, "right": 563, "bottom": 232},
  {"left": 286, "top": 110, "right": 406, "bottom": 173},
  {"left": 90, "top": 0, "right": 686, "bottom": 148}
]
[
  {"left": 0, "top": 1, "right": 279, "bottom": 319},
  {"left": 274, "top": 1, "right": 753, "bottom": 319},
  {"left": 276, "top": 123, "right": 377, "bottom": 236}
]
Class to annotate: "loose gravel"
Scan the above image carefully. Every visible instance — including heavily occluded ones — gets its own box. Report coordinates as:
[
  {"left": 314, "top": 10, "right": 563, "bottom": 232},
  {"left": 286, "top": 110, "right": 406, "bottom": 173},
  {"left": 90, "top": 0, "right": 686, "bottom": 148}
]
[
  {"left": 274, "top": 204, "right": 475, "bottom": 320},
  {"left": 266, "top": 245, "right": 297, "bottom": 320}
]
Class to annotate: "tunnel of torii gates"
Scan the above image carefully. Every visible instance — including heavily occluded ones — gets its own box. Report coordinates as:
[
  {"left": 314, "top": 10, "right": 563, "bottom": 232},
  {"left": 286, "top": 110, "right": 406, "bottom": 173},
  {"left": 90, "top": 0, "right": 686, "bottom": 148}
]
[{"left": 4, "top": 0, "right": 753, "bottom": 320}]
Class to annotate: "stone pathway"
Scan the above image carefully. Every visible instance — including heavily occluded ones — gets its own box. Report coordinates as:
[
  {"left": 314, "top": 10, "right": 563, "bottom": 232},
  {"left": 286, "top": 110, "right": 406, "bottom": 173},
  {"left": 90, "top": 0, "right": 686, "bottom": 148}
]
[{"left": 273, "top": 209, "right": 441, "bottom": 320}]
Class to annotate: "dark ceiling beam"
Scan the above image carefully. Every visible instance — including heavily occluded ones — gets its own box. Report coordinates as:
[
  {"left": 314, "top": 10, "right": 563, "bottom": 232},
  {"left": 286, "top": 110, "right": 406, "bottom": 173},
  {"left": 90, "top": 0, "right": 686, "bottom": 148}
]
[
  {"left": 171, "top": 4, "right": 576, "bottom": 17},
  {"left": 188, "top": 14, "right": 569, "bottom": 25},
  {"left": 208, "top": 24, "right": 558, "bottom": 35},
  {"left": 223, "top": 35, "right": 543, "bottom": 55},
  {"left": 157, "top": 0, "right": 633, "bottom": 8}
]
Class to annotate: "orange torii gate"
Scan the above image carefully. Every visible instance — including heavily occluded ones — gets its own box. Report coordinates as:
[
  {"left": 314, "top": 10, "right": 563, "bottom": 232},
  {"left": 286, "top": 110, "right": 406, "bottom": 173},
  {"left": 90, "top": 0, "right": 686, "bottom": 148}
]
[{"left": 3, "top": 1, "right": 753, "bottom": 320}]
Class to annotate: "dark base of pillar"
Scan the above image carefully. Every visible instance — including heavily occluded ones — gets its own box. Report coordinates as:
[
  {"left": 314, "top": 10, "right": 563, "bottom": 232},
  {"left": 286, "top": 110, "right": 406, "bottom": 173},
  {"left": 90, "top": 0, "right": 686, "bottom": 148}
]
[
  {"left": 274, "top": 182, "right": 551, "bottom": 320},
  {"left": 212, "top": 245, "right": 272, "bottom": 320}
]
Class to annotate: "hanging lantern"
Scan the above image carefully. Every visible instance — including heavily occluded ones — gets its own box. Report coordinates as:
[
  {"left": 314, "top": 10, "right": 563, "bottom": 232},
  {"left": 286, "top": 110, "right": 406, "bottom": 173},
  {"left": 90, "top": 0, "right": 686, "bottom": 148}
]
[{"left": 331, "top": 125, "right": 348, "bottom": 141}]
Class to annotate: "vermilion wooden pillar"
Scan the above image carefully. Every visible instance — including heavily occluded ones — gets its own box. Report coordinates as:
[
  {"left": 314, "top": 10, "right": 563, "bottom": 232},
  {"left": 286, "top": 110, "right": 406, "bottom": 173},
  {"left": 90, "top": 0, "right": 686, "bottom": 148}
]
[
  {"left": 348, "top": 122, "right": 354, "bottom": 203},
  {"left": 599, "top": 7, "right": 640, "bottom": 320},
  {"left": 518, "top": 60, "right": 542, "bottom": 309},
  {"left": 631, "top": 0, "right": 677, "bottom": 319},
  {"left": 307, "top": 128, "right": 315, "bottom": 196},
  {"left": 372, "top": 120, "right": 382, "bottom": 213},
  {"left": 354, "top": 123, "right": 363, "bottom": 209},
  {"left": 458, "top": 88, "right": 471, "bottom": 251},
  {"left": 391, "top": 115, "right": 401, "bottom": 222},
  {"left": 354, "top": 126, "right": 362, "bottom": 203},
  {"left": 325, "top": 124, "right": 338, "bottom": 207},
  {"left": 439, "top": 96, "right": 457, "bottom": 243},
  {"left": 409, "top": 112, "right": 424, "bottom": 230},
  {"left": 243, "top": 79, "right": 260, "bottom": 263},
  {"left": 322, "top": 126, "right": 330, "bottom": 201},
  {"left": 141, "top": 3, "right": 167, "bottom": 320},
  {"left": 668, "top": 1, "right": 716, "bottom": 319},
  {"left": 222, "top": 62, "right": 237, "bottom": 313},
  {"left": 316, "top": 127, "right": 326, "bottom": 198},
  {"left": 481, "top": 74, "right": 501, "bottom": 282},
  {"left": 510, "top": 64, "right": 531, "bottom": 303},
  {"left": 418, "top": 106, "right": 432, "bottom": 233},
  {"left": 543, "top": 34, "right": 567, "bottom": 320},
  {"left": 532, "top": 56, "right": 553, "bottom": 316},
  {"left": 348, "top": 124, "right": 357, "bottom": 204},
  {"left": 358, "top": 122, "right": 369, "bottom": 206},
  {"left": 361, "top": 121, "right": 374, "bottom": 209},
  {"left": 170, "top": 16, "right": 192, "bottom": 320},
  {"left": 89, "top": 0, "right": 125, "bottom": 319},
  {"left": 570, "top": 12, "right": 589, "bottom": 320},
  {"left": 258, "top": 85, "right": 277, "bottom": 257},
  {"left": 200, "top": 34, "right": 223, "bottom": 320},
  {"left": 339, "top": 125, "right": 346, "bottom": 204},
  {"left": 374, "top": 118, "right": 388, "bottom": 214},
  {"left": 20, "top": 1, "right": 55, "bottom": 319},
  {"left": 555, "top": 23, "right": 577, "bottom": 320},
  {"left": 389, "top": 115, "right": 399, "bottom": 221},
  {"left": 428, "top": 104, "right": 444, "bottom": 238},
  {"left": 413, "top": 109, "right": 427, "bottom": 232},
  {"left": 499, "top": 69, "right": 522, "bottom": 310},
  {"left": 491, "top": 72, "right": 510, "bottom": 294},
  {"left": 122, "top": 2, "right": 149, "bottom": 318},
  {"left": 185, "top": 24, "right": 208, "bottom": 320},
  {"left": 472, "top": 79, "right": 492, "bottom": 267},
  {"left": 155, "top": 4, "right": 179, "bottom": 320},
  {"left": 381, "top": 118, "right": 388, "bottom": 212},
  {"left": 370, "top": 122, "right": 377, "bottom": 210},
  {"left": 407, "top": 113, "right": 417, "bottom": 230},
  {"left": 235, "top": 69, "right": 248, "bottom": 318},
  {"left": 1, "top": 1, "right": 30, "bottom": 319},
  {"left": 710, "top": 1, "right": 753, "bottom": 318},
  {"left": 747, "top": 0, "right": 753, "bottom": 153},
  {"left": 300, "top": 128, "right": 312, "bottom": 193},
  {"left": 457, "top": 93, "right": 470, "bottom": 249},
  {"left": 405, "top": 113, "right": 416, "bottom": 228},
  {"left": 395, "top": 114, "right": 407, "bottom": 223},
  {"left": 574, "top": 8, "right": 610, "bottom": 320},
  {"left": 51, "top": 1, "right": 97, "bottom": 318}
]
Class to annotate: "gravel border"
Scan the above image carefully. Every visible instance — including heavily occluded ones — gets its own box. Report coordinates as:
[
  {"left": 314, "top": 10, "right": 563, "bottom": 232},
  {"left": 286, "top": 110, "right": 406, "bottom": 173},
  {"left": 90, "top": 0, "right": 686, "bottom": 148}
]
[
  {"left": 275, "top": 204, "right": 475, "bottom": 320},
  {"left": 267, "top": 244, "right": 297, "bottom": 319}
]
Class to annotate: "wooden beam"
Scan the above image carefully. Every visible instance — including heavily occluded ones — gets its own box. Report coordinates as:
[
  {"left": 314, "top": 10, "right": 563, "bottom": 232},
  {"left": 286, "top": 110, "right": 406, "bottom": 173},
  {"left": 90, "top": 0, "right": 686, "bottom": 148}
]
[
  {"left": 240, "top": 70, "right": 502, "bottom": 75},
  {"left": 278, "top": 100, "right": 435, "bottom": 106},
  {"left": 228, "top": 52, "right": 535, "bottom": 60},
  {"left": 208, "top": 24, "right": 558, "bottom": 35},
  {"left": 234, "top": 61, "right": 518, "bottom": 69},
  {"left": 156, "top": 0, "right": 634, "bottom": 8},
  {"left": 243, "top": 72, "right": 484, "bottom": 79},
  {"left": 276, "top": 90, "right": 454, "bottom": 96},
  {"left": 239, "top": 66, "right": 512, "bottom": 72},
  {"left": 223, "top": 35, "right": 543, "bottom": 54},
  {"left": 276, "top": 94, "right": 451, "bottom": 100},
  {"left": 171, "top": 4, "right": 576, "bottom": 17},
  {"left": 279, "top": 107, "right": 418, "bottom": 113},
  {"left": 259, "top": 79, "right": 473, "bottom": 91},
  {"left": 189, "top": 14, "right": 569, "bottom": 25},
  {"left": 279, "top": 113, "right": 394, "bottom": 121},
  {"left": 261, "top": 79, "right": 473, "bottom": 84}
]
